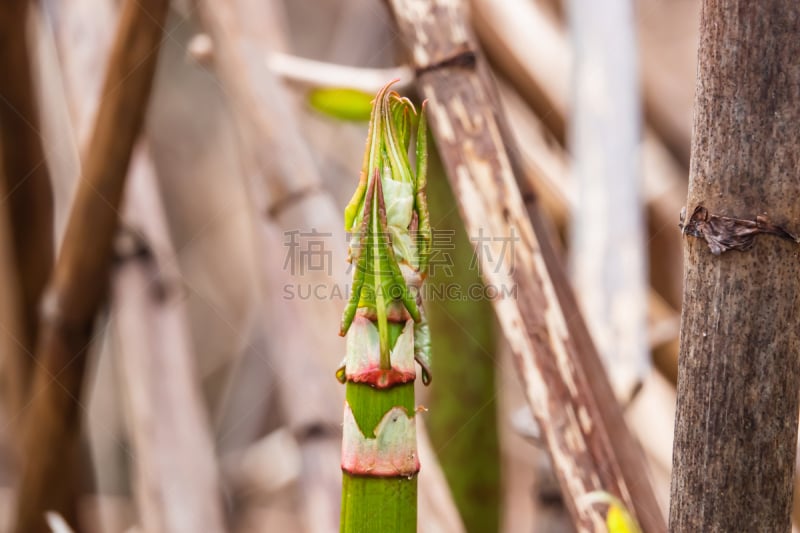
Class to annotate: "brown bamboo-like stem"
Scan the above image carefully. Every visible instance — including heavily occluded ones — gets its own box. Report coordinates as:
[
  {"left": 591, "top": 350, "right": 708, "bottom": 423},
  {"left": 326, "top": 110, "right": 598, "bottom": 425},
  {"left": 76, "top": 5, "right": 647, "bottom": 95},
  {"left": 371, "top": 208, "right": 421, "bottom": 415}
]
[
  {"left": 496, "top": 81, "right": 570, "bottom": 235},
  {"left": 386, "top": 2, "right": 665, "bottom": 531},
  {"left": 0, "top": 151, "right": 25, "bottom": 421},
  {"left": 0, "top": 0, "right": 54, "bottom": 409},
  {"left": 669, "top": 2, "right": 800, "bottom": 531},
  {"left": 12, "top": 0, "right": 169, "bottom": 530}
]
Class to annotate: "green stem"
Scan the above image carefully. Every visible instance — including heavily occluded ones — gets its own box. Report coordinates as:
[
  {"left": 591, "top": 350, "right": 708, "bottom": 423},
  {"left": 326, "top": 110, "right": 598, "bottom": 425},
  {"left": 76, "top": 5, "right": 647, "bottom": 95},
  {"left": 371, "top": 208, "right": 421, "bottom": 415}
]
[
  {"left": 341, "top": 474, "right": 417, "bottom": 533},
  {"left": 346, "top": 370, "right": 412, "bottom": 439},
  {"left": 339, "top": 81, "right": 429, "bottom": 533},
  {"left": 342, "top": 378, "right": 417, "bottom": 533}
]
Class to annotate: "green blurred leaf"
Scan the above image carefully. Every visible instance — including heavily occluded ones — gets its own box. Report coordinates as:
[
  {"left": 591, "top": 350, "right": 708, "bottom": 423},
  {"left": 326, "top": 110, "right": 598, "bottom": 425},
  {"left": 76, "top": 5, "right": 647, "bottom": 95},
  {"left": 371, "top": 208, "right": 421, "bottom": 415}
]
[{"left": 308, "top": 88, "right": 373, "bottom": 122}]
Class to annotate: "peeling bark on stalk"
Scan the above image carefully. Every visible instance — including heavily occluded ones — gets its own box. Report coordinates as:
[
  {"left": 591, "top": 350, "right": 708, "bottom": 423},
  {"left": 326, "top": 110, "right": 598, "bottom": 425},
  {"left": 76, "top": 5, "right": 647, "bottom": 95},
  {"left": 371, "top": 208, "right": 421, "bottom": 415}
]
[
  {"left": 386, "top": 2, "right": 665, "bottom": 532},
  {"left": 669, "top": 2, "right": 800, "bottom": 531}
]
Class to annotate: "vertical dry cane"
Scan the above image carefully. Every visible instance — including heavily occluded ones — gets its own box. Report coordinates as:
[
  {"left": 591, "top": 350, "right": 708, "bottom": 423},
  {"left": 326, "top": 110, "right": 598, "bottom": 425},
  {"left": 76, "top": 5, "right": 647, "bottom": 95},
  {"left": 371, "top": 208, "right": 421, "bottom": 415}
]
[{"left": 337, "top": 81, "right": 431, "bottom": 533}]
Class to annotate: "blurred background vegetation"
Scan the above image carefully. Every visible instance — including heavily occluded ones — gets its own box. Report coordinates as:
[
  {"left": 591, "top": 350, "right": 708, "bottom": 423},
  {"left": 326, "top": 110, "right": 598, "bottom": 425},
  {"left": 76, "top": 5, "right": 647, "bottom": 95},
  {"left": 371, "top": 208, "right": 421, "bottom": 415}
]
[{"left": 0, "top": 0, "right": 710, "bottom": 531}]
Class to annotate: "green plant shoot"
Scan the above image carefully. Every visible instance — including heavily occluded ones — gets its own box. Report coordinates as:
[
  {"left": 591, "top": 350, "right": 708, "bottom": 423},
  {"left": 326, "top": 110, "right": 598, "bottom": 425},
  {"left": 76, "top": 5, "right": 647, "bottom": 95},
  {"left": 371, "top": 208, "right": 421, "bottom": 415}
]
[{"left": 337, "top": 80, "right": 431, "bottom": 533}]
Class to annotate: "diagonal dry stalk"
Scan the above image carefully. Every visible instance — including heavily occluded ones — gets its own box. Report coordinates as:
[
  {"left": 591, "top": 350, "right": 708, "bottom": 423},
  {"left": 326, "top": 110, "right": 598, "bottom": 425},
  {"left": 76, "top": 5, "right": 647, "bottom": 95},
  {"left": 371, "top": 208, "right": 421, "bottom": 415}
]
[
  {"left": 386, "top": 1, "right": 666, "bottom": 531},
  {"left": 12, "top": 0, "right": 169, "bottom": 530},
  {"left": 0, "top": 0, "right": 55, "bottom": 416},
  {"left": 498, "top": 81, "right": 681, "bottom": 387}
]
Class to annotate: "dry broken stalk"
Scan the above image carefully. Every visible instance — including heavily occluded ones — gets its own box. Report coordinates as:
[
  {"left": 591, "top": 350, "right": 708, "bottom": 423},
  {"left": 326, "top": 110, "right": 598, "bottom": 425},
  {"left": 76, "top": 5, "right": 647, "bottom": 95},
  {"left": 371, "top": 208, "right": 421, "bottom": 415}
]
[
  {"left": 337, "top": 81, "right": 431, "bottom": 533},
  {"left": 669, "top": 2, "right": 800, "bottom": 531},
  {"left": 385, "top": 1, "right": 666, "bottom": 531},
  {"left": 12, "top": 0, "right": 169, "bottom": 530}
]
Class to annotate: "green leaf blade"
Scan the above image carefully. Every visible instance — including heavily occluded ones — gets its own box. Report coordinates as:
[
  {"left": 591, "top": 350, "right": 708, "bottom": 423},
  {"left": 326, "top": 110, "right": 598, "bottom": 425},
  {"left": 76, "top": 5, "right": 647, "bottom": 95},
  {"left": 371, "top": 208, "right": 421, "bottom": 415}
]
[{"left": 309, "top": 88, "right": 374, "bottom": 122}]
